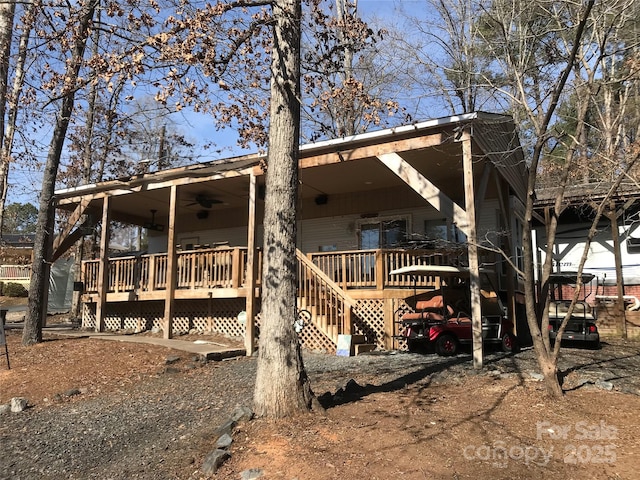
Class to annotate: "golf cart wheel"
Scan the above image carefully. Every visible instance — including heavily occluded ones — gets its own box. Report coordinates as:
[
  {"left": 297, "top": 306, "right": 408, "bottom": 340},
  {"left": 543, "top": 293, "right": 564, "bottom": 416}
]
[
  {"left": 501, "top": 332, "right": 519, "bottom": 353},
  {"left": 436, "top": 334, "right": 458, "bottom": 356}
]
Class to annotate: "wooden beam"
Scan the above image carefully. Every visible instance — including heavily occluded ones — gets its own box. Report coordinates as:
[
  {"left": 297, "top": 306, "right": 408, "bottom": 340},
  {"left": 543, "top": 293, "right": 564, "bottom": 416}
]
[
  {"left": 95, "top": 196, "right": 111, "bottom": 332},
  {"left": 52, "top": 196, "right": 92, "bottom": 253},
  {"left": 377, "top": 152, "right": 470, "bottom": 236},
  {"left": 245, "top": 173, "right": 258, "bottom": 355},
  {"left": 163, "top": 185, "right": 178, "bottom": 339},
  {"left": 462, "top": 132, "right": 483, "bottom": 369},
  {"left": 474, "top": 162, "right": 492, "bottom": 212},
  {"left": 52, "top": 226, "right": 86, "bottom": 263},
  {"left": 302, "top": 132, "right": 445, "bottom": 169}
]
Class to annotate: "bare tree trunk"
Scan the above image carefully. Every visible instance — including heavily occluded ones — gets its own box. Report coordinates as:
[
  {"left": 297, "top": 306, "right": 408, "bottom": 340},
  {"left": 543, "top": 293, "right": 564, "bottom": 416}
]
[
  {"left": 0, "top": 0, "right": 38, "bottom": 235},
  {"left": 254, "top": 0, "right": 317, "bottom": 418},
  {"left": 0, "top": 0, "right": 16, "bottom": 235},
  {"left": 23, "top": 0, "right": 98, "bottom": 345},
  {"left": 70, "top": 10, "right": 100, "bottom": 321}
]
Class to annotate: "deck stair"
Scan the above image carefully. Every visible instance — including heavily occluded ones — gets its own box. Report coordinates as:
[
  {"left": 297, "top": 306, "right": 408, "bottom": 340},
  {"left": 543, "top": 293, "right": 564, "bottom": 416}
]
[{"left": 296, "top": 249, "right": 365, "bottom": 351}]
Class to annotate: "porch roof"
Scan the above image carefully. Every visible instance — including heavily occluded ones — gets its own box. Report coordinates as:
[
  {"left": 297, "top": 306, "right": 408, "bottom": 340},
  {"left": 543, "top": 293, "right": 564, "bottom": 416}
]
[{"left": 53, "top": 112, "right": 526, "bottom": 238}]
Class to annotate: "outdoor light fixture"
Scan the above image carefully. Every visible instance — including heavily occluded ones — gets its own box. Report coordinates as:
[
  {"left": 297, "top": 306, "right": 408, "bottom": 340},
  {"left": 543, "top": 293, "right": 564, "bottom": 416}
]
[{"left": 314, "top": 194, "right": 328, "bottom": 205}]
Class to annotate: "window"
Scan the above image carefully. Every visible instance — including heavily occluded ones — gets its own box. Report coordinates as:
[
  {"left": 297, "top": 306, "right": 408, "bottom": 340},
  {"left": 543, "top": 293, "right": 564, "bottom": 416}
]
[
  {"left": 423, "top": 219, "right": 466, "bottom": 248},
  {"left": 357, "top": 217, "right": 408, "bottom": 249}
]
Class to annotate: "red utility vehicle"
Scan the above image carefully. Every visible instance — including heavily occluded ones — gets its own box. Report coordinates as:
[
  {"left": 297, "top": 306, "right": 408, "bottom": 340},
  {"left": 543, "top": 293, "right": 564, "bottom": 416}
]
[{"left": 391, "top": 265, "right": 518, "bottom": 356}]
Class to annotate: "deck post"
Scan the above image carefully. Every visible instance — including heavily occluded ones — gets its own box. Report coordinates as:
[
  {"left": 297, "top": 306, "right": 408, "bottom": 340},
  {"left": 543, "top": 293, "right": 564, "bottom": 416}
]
[
  {"left": 95, "top": 196, "right": 111, "bottom": 332},
  {"left": 231, "top": 247, "right": 242, "bottom": 288},
  {"left": 148, "top": 254, "right": 156, "bottom": 292},
  {"left": 384, "top": 298, "right": 395, "bottom": 350},
  {"left": 245, "top": 173, "right": 258, "bottom": 355},
  {"left": 163, "top": 185, "right": 178, "bottom": 339},
  {"left": 375, "top": 249, "right": 384, "bottom": 290},
  {"left": 462, "top": 131, "right": 483, "bottom": 369}
]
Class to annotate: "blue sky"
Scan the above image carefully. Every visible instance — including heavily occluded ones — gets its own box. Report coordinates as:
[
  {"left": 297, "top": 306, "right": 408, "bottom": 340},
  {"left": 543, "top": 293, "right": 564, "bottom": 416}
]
[{"left": 7, "top": 0, "right": 423, "bottom": 206}]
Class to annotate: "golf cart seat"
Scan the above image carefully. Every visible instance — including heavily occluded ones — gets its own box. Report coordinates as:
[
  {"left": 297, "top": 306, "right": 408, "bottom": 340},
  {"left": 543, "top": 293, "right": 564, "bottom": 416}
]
[
  {"left": 401, "top": 295, "right": 453, "bottom": 322},
  {"left": 548, "top": 300, "right": 594, "bottom": 319}
]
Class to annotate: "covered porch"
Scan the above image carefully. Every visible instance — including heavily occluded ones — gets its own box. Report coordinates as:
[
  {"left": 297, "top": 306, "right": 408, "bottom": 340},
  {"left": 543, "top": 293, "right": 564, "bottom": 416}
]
[{"left": 53, "top": 112, "right": 527, "bottom": 356}]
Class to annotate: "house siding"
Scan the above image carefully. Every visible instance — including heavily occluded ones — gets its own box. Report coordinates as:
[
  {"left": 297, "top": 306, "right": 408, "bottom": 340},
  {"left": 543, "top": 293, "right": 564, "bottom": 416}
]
[{"left": 150, "top": 200, "right": 503, "bottom": 256}]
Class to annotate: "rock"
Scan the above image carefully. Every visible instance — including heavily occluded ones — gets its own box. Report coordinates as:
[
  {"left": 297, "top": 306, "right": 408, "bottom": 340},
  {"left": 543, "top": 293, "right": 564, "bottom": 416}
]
[
  {"left": 10, "top": 397, "right": 28, "bottom": 412},
  {"left": 214, "top": 419, "right": 236, "bottom": 439},
  {"left": 216, "top": 433, "right": 233, "bottom": 449},
  {"left": 163, "top": 366, "right": 181, "bottom": 374},
  {"left": 240, "top": 468, "right": 264, "bottom": 480},
  {"left": 0, "top": 404, "right": 10, "bottom": 414},
  {"left": 63, "top": 388, "right": 82, "bottom": 398},
  {"left": 151, "top": 326, "right": 161, "bottom": 334},
  {"left": 595, "top": 379, "right": 614, "bottom": 391},
  {"left": 165, "top": 355, "right": 181, "bottom": 365},
  {"left": 230, "top": 405, "right": 253, "bottom": 423},
  {"left": 528, "top": 373, "right": 544, "bottom": 382},
  {"left": 201, "top": 449, "right": 230, "bottom": 475}
]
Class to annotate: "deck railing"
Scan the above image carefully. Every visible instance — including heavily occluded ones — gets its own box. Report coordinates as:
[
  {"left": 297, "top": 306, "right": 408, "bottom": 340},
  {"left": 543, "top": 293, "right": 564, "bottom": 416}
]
[
  {"left": 309, "top": 248, "right": 451, "bottom": 290},
  {"left": 82, "top": 247, "right": 451, "bottom": 295},
  {"left": 82, "top": 247, "right": 257, "bottom": 294},
  {"left": 0, "top": 264, "right": 32, "bottom": 282}
]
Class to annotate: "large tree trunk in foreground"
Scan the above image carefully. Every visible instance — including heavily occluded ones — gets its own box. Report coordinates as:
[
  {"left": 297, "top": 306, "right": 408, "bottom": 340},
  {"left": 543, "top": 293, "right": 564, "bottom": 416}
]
[
  {"left": 23, "top": 0, "right": 97, "bottom": 345},
  {"left": 253, "top": 0, "right": 316, "bottom": 418}
]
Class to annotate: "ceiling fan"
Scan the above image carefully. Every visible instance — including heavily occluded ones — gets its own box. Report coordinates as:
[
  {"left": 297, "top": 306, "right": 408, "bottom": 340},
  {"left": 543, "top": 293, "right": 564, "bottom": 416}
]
[
  {"left": 144, "top": 209, "right": 164, "bottom": 232},
  {"left": 185, "top": 193, "right": 222, "bottom": 209}
]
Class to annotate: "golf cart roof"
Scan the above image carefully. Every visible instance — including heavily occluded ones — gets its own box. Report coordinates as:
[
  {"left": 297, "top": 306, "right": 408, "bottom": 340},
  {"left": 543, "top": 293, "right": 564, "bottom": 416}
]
[
  {"left": 389, "top": 265, "right": 471, "bottom": 277},
  {"left": 548, "top": 272, "right": 596, "bottom": 285}
]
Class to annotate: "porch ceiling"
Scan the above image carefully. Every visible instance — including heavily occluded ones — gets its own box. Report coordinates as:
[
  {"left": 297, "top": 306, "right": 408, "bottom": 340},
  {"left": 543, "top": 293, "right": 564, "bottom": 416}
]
[
  {"left": 299, "top": 142, "right": 464, "bottom": 198},
  {"left": 54, "top": 112, "right": 523, "bottom": 236},
  {"left": 59, "top": 140, "right": 484, "bottom": 231}
]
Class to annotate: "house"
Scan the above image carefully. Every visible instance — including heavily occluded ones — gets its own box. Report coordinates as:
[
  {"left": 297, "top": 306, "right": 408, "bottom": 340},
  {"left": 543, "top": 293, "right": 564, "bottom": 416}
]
[
  {"left": 52, "top": 112, "right": 528, "bottom": 353},
  {"left": 534, "top": 183, "right": 640, "bottom": 338},
  {"left": 0, "top": 234, "right": 34, "bottom": 288}
]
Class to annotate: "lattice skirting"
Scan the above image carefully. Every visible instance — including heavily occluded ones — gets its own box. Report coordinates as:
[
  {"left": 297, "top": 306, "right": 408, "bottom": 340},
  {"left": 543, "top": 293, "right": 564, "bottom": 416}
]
[
  {"left": 351, "top": 298, "right": 410, "bottom": 351},
  {"left": 81, "top": 296, "right": 415, "bottom": 352},
  {"left": 82, "top": 299, "right": 248, "bottom": 338}
]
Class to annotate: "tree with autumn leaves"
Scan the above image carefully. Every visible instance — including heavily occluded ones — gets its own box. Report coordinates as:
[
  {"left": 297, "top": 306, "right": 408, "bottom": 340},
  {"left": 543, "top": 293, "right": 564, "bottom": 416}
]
[{"left": 1, "top": 0, "right": 393, "bottom": 416}]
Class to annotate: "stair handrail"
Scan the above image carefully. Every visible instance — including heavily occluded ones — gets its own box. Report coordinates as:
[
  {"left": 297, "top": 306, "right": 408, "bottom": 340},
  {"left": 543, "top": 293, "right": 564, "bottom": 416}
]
[{"left": 296, "top": 249, "right": 357, "bottom": 308}]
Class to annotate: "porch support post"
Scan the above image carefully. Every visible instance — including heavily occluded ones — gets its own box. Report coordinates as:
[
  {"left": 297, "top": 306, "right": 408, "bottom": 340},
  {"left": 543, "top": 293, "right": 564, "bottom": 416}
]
[
  {"left": 461, "top": 131, "right": 483, "bottom": 369},
  {"left": 608, "top": 201, "right": 627, "bottom": 338},
  {"left": 245, "top": 173, "right": 258, "bottom": 355},
  {"left": 95, "top": 195, "right": 111, "bottom": 332},
  {"left": 163, "top": 185, "right": 178, "bottom": 339}
]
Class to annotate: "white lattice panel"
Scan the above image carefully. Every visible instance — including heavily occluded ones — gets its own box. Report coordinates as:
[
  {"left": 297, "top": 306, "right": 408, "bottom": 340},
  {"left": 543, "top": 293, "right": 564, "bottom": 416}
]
[{"left": 82, "top": 303, "right": 96, "bottom": 329}]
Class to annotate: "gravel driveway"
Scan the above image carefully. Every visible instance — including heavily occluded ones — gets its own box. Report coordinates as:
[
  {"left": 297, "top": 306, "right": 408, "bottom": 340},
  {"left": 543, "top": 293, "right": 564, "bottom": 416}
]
[{"left": 1, "top": 338, "right": 639, "bottom": 480}]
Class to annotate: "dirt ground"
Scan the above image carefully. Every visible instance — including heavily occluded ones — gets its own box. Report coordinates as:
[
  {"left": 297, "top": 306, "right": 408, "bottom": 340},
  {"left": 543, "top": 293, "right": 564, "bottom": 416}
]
[{"left": 1, "top": 298, "right": 639, "bottom": 480}]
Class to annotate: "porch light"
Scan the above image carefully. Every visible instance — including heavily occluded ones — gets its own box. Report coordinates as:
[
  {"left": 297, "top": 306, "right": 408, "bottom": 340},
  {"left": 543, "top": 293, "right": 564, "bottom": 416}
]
[{"left": 315, "top": 194, "right": 328, "bottom": 205}]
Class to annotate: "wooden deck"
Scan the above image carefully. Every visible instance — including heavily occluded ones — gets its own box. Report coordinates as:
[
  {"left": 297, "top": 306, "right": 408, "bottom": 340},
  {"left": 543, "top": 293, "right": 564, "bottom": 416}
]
[{"left": 80, "top": 247, "right": 455, "bottom": 351}]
